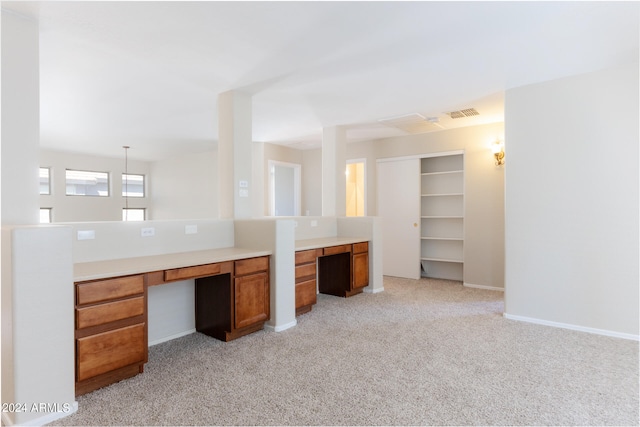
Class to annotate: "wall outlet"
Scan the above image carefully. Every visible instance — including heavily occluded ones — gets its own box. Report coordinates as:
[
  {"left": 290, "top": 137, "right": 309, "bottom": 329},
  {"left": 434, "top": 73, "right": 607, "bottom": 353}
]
[
  {"left": 311, "top": 220, "right": 318, "bottom": 227},
  {"left": 185, "top": 225, "right": 198, "bottom": 235},
  {"left": 140, "top": 227, "right": 155, "bottom": 237},
  {"left": 77, "top": 230, "right": 95, "bottom": 240}
]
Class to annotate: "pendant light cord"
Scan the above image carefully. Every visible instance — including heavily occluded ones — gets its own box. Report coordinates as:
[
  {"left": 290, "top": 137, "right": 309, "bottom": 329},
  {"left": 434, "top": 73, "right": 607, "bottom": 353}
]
[{"left": 123, "top": 146, "right": 130, "bottom": 220}]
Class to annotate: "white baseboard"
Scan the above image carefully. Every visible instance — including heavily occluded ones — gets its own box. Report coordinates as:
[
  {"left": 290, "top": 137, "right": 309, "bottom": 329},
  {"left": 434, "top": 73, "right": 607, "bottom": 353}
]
[
  {"left": 265, "top": 319, "right": 297, "bottom": 333},
  {"left": 149, "top": 329, "right": 196, "bottom": 347},
  {"left": 1, "top": 401, "right": 78, "bottom": 426},
  {"left": 463, "top": 282, "right": 504, "bottom": 291},
  {"left": 364, "top": 286, "right": 384, "bottom": 294},
  {"left": 503, "top": 313, "right": 640, "bottom": 341}
]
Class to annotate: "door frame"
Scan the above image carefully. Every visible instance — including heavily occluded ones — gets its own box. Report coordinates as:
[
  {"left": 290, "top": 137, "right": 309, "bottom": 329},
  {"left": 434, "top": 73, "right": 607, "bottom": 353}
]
[
  {"left": 268, "top": 160, "right": 301, "bottom": 217},
  {"left": 346, "top": 158, "right": 367, "bottom": 216}
]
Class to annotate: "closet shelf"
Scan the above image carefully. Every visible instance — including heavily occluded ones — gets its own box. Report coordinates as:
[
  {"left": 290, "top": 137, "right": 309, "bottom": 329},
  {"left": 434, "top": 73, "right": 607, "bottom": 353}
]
[
  {"left": 421, "top": 237, "right": 463, "bottom": 241},
  {"left": 420, "top": 257, "right": 463, "bottom": 263},
  {"left": 420, "top": 153, "right": 464, "bottom": 281},
  {"left": 421, "top": 170, "right": 463, "bottom": 176},
  {"left": 421, "top": 193, "right": 463, "bottom": 197}
]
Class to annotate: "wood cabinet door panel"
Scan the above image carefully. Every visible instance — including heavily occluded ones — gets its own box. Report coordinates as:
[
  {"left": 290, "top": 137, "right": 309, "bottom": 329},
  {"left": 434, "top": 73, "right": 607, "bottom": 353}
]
[
  {"left": 76, "top": 296, "right": 144, "bottom": 329},
  {"left": 235, "top": 257, "right": 269, "bottom": 276},
  {"left": 323, "top": 245, "right": 351, "bottom": 256},
  {"left": 77, "top": 275, "right": 144, "bottom": 305},
  {"left": 76, "top": 323, "right": 146, "bottom": 381},
  {"left": 234, "top": 273, "right": 269, "bottom": 329},
  {"left": 295, "top": 279, "right": 317, "bottom": 309},
  {"left": 353, "top": 252, "right": 369, "bottom": 289}
]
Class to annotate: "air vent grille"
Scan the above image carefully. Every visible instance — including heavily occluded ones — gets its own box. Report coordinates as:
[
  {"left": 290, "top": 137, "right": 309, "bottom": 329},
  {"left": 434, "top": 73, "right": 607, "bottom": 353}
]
[
  {"left": 446, "top": 108, "right": 479, "bottom": 119},
  {"left": 378, "top": 113, "right": 444, "bottom": 134}
]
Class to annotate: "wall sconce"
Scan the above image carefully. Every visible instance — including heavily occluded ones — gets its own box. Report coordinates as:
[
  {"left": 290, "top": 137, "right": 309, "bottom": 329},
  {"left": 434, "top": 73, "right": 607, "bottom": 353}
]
[{"left": 492, "top": 140, "right": 505, "bottom": 166}]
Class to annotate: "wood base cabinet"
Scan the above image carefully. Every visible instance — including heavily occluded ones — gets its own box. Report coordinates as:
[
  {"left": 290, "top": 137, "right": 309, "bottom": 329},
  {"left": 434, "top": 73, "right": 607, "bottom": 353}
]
[
  {"left": 196, "top": 256, "right": 270, "bottom": 341},
  {"left": 317, "top": 242, "right": 369, "bottom": 298},
  {"left": 294, "top": 249, "right": 321, "bottom": 315},
  {"left": 75, "top": 275, "right": 147, "bottom": 396}
]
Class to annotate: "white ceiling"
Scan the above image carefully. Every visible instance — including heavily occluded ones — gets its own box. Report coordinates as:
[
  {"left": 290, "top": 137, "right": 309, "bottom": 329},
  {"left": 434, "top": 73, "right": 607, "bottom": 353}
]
[{"left": 3, "top": 1, "right": 639, "bottom": 161}]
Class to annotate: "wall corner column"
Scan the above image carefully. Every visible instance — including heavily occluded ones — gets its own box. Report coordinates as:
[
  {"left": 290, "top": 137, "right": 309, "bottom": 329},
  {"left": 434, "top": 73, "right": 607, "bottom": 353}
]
[
  {"left": 321, "top": 126, "right": 346, "bottom": 216},
  {"left": 218, "top": 90, "right": 256, "bottom": 219},
  {"left": 1, "top": 10, "right": 40, "bottom": 225}
]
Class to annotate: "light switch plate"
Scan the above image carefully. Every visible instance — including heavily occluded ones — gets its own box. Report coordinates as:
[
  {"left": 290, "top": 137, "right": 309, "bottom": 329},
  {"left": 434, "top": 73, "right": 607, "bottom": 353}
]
[
  {"left": 141, "top": 227, "right": 155, "bottom": 237},
  {"left": 77, "top": 230, "right": 95, "bottom": 240}
]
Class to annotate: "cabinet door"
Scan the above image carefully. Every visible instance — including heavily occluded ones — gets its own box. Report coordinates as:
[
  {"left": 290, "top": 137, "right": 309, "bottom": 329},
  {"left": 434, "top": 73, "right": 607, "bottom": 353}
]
[
  {"left": 353, "top": 252, "right": 369, "bottom": 289},
  {"left": 234, "top": 272, "right": 269, "bottom": 330},
  {"left": 378, "top": 159, "right": 420, "bottom": 279}
]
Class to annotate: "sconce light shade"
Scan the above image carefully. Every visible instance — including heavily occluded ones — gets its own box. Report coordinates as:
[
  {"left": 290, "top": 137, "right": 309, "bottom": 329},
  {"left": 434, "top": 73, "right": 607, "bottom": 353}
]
[{"left": 492, "top": 140, "right": 505, "bottom": 166}]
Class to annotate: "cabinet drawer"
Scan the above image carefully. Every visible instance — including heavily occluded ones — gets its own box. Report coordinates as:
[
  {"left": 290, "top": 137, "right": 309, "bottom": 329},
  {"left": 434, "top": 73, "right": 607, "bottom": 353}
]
[
  {"left": 164, "top": 261, "right": 232, "bottom": 282},
  {"left": 235, "top": 256, "right": 269, "bottom": 276},
  {"left": 353, "top": 241, "right": 368, "bottom": 254},
  {"left": 295, "top": 263, "right": 316, "bottom": 282},
  {"left": 295, "top": 279, "right": 317, "bottom": 308},
  {"left": 323, "top": 245, "right": 351, "bottom": 256},
  {"left": 295, "top": 249, "right": 318, "bottom": 265},
  {"left": 76, "top": 296, "right": 145, "bottom": 329},
  {"left": 76, "top": 323, "right": 146, "bottom": 382},
  {"left": 77, "top": 275, "right": 144, "bottom": 306}
]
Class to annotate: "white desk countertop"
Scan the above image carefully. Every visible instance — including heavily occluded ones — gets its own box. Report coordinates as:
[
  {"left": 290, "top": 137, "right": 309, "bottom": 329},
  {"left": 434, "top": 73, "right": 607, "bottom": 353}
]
[
  {"left": 74, "top": 247, "right": 272, "bottom": 282},
  {"left": 295, "top": 236, "right": 369, "bottom": 251}
]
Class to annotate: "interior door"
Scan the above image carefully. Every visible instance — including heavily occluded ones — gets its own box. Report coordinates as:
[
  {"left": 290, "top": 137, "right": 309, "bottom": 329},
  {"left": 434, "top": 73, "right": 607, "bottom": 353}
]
[{"left": 377, "top": 158, "right": 420, "bottom": 279}]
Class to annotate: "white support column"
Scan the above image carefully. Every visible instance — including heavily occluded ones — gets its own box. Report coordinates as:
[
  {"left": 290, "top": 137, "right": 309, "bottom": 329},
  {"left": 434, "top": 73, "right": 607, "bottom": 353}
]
[
  {"left": 2, "top": 226, "right": 77, "bottom": 426},
  {"left": 1, "top": 10, "right": 40, "bottom": 225},
  {"left": 251, "top": 141, "right": 265, "bottom": 217},
  {"left": 321, "top": 126, "right": 347, "bottom": 216},
  {"left": 218, "top": 90, "right": 254, "bottom": 219}
]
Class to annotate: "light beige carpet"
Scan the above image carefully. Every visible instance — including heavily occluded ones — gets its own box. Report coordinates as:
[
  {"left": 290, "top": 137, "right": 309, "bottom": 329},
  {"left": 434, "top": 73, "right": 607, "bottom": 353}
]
[{"left": 53, "top": 277, "right": 639, "bottom": 426}]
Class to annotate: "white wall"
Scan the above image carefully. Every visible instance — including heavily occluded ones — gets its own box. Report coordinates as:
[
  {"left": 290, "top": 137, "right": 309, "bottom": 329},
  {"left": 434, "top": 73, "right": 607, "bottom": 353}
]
[
  {"left": 1, "top": 10, "right": 40, "bottom": 226},
  {"left": 40, "top": 150, "right": 151, "bottom": 222},
  {"left": 504, "top": 62, "right": 639, "bottom": 338},
  {"left": 151, "top": 149, "right": 218, "bottom": 220},
  {"left": 302, "top": 149, "right": 323, "bottom": 216}
]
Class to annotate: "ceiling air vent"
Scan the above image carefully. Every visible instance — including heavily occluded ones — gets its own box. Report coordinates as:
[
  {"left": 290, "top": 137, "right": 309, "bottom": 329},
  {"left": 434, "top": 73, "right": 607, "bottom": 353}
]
[
  {"left": 378, "top": 113, "right": 444, "bottom": 134},
  {"left": 446, "top": 108, "right": 479, "bottom": 119}
]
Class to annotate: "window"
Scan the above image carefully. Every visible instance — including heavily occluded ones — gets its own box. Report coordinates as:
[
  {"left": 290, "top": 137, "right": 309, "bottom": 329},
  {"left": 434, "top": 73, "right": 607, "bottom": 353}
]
[
  {"left": 123, "top": 208, "right": 145, "bottom": 221},
  {"left": 122, "top": 174, "right": 145, "bottom": 197},
  {"left": 39, "top": 208, "right": 51, "bottom": 223},
  {"left": 66, "top": 169, "right": 109, "bottom": 196},
  {"left": 39, "top": 167, "right": 51, "bottom": 195}
]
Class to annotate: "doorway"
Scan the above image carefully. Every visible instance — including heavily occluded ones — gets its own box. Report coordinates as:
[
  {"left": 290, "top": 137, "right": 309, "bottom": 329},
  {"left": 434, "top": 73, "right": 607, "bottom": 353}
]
[
  {"left": 346, "top": 159, "right": 366, "bottom": 217},
  {"left": 268, "top": 160, "right": 301, "bottom": 216}
]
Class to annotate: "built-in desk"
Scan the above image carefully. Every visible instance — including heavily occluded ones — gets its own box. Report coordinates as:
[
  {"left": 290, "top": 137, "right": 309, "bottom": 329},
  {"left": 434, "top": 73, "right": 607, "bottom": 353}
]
[
  {"left": 294, "top": 237, "right": 369, "bottom": 315},
  {"left": 73, "top": 247, "right": 271, "bottom": 396}
]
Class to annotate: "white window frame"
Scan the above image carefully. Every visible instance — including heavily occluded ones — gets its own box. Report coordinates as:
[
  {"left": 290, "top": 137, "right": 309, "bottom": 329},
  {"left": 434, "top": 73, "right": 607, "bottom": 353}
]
[
  {"left": 65, "top": 169, "right": 110, "bottom": 197},
  {"left": 122, "top": 173, "right": 145, "bottom": 198}
]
